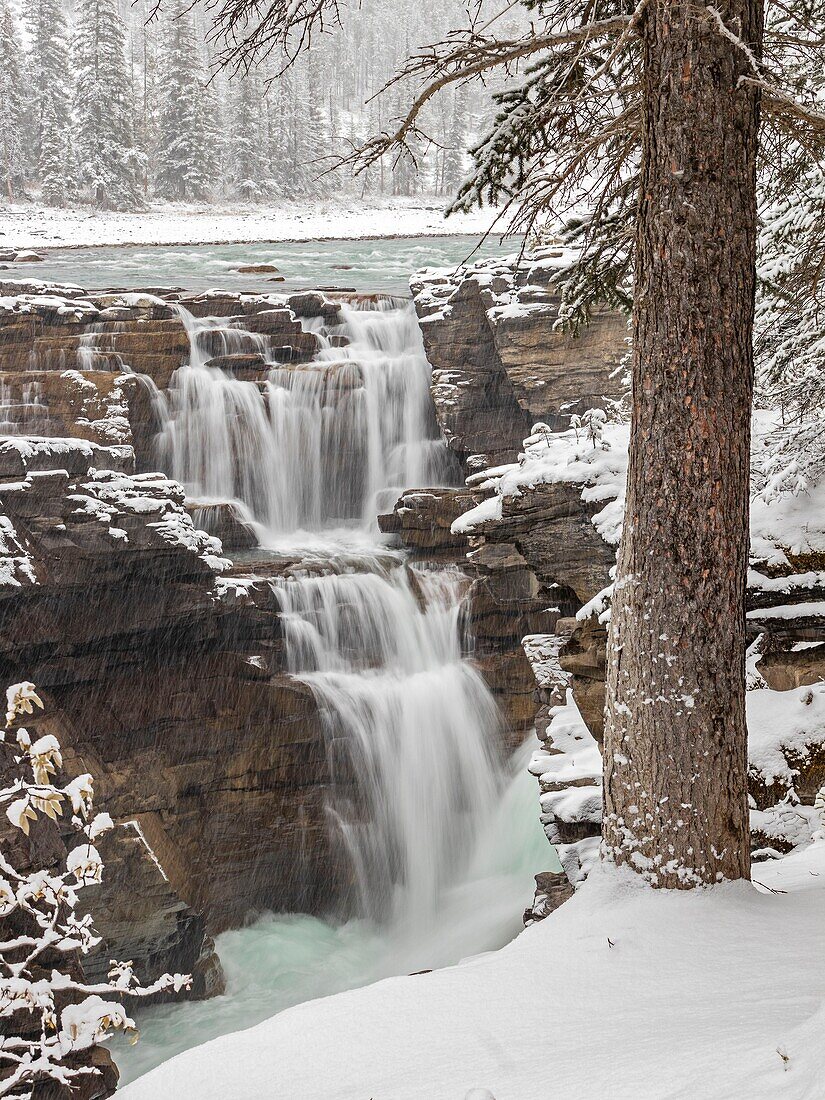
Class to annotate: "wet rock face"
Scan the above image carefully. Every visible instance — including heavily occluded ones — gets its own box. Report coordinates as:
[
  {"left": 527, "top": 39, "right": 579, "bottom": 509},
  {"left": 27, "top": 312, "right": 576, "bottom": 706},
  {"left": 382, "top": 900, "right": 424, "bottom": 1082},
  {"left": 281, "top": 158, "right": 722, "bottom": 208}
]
[
  {"left": 412, "top": 275, "right": 531, "bottom": 465},
  {"left": 0, "top": 461, "right": 354, "bottom": 994},
  {"left": 187, "top": 500, "right": 259, "bottom": 552},
  {"left": 75, "top": 822, "right": 225, "bottom": 1001},
  {"left": 0, "top": 289, "right": 322, "bottom": 469},
  {"left": 378, "top": 487, "right": 478, "bottom": 555},
  {"left": 412, "top": 257, "right": 626, "bottom": 470}
]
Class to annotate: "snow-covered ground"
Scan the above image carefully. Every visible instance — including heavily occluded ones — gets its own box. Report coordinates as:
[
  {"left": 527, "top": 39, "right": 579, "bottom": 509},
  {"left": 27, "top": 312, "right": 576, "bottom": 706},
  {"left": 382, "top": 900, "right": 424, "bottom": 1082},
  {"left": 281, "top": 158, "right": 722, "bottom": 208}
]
[
  {"left": 119, "top": 850, "right": 825, "bottom": 1100},
  {"left": 0, "top": 199, "right": 500, "bottom": 250}
]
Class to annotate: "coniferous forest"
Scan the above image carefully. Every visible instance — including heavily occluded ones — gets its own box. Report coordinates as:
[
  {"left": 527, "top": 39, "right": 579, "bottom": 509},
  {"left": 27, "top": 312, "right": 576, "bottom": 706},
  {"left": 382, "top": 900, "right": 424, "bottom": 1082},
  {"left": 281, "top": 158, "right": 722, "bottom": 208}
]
[{"left": 0, "top": 0, "right": 507, "bottom": 207}]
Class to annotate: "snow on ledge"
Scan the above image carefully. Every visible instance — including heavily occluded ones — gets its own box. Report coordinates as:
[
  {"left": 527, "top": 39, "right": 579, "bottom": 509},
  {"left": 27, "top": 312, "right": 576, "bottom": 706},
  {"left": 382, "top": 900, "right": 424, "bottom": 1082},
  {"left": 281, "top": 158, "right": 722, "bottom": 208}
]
[{"left": 452, "top": 422, "right": 629, "bottom": 543}]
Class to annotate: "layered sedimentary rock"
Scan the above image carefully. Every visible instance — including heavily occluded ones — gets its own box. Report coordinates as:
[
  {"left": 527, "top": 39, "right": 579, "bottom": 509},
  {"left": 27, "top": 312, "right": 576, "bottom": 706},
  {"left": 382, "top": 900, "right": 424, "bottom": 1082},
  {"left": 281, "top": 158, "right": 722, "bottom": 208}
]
[
  {"left": 0, "top": 284, "right": 363, "bottom": 995},
  {"left": 0, "top": 440, "right": 355, "bottom": 993},
  {"left": 0, "top": 287, "right": 333, "bottom": 494},
  {"left": 412, "top": 256, "right": 825, "bottom": 920},
  {"left": 411, "top": 253, "right": 626, "bottom": 468}
]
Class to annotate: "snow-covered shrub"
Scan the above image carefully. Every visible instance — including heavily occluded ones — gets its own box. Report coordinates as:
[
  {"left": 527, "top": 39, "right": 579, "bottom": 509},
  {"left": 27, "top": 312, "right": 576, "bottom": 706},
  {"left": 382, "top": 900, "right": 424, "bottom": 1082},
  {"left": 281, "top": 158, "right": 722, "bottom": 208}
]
[
  {"left": 0, "top": 682, "right": 190, "bottom": 1097},
  {"left": 571, "top": 408, "right": 610, "bottom": 450}
]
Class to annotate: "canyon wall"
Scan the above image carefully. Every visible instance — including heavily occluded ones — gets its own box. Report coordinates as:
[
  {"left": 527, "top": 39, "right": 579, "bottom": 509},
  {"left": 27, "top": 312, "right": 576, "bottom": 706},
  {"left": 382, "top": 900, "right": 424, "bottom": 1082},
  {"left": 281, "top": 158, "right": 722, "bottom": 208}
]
[
  {"left": 0, "top": 285, "right": 360, "bottom": 997},
  {"left": 3, "top": 251, "right": 822, "bottom": 989}
]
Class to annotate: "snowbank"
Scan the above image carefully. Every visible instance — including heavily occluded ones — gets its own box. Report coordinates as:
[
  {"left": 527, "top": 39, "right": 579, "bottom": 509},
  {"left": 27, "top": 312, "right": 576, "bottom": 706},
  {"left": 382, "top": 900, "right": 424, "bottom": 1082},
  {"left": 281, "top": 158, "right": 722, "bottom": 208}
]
[
  {"left": 453, "top": 411, "right": 825, "bottom": 567},
  {"left": 118, "top": 858, "right": 825, "bottom": 1100},
  {"left": 0, "top": 199, "right": 498, "bottom": 251},
  {"left": 748, "top": 681, "right": 825, "bottom": 790}
]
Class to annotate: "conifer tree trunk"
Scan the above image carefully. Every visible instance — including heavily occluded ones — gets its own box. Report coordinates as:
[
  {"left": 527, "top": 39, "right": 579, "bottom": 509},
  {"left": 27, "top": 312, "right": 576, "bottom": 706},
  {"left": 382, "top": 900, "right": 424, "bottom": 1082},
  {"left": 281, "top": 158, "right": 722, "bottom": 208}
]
[{"left": 603, "top": 0, "right": 763, "bottom": 886}]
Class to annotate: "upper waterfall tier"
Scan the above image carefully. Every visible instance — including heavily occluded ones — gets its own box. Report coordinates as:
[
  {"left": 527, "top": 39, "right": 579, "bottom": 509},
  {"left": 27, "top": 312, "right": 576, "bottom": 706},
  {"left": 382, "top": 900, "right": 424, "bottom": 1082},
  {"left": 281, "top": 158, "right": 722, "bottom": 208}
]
[{"left": 156, "top": 299, "right": 460, "bottom": 544}]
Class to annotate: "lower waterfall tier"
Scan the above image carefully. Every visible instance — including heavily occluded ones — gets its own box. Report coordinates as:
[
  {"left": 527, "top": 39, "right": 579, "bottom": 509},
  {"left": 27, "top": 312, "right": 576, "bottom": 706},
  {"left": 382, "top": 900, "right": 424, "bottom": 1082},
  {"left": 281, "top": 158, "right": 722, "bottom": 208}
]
[{"left": 272, "top": 563, "right": 506, "bottom": 926}]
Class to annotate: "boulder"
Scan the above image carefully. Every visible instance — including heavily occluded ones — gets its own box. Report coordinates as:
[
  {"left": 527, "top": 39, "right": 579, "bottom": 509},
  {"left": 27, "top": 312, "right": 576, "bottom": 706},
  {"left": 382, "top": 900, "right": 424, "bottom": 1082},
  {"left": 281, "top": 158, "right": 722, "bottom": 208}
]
[
  {"left": 233, "top": 263, "right": 280, "bottom": 274},
  {"left": 378, "top": 487, "right": 478, "bottom": 554},
  {"left": 187, "top": 499, "right": 259, "bottom": 551}
]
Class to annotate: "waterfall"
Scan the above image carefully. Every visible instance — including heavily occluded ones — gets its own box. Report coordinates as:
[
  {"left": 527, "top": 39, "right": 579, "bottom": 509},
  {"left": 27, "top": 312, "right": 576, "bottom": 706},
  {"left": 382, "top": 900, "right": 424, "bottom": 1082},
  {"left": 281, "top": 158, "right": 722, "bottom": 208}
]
[
  {"left": 271, "top": 564, "right": 505, "bottom": 931},
  {"left": 156, "top": 299, "right": 460, "bottom": 542},
  {"left": 0, "top": 379, "right": 52, "bottom": 435},
  {"left": 122, "top": 290, "right": 549, "bottom": 1086},
  {"left": 152, "top": 294, "right": 543, "bottom": 947}
]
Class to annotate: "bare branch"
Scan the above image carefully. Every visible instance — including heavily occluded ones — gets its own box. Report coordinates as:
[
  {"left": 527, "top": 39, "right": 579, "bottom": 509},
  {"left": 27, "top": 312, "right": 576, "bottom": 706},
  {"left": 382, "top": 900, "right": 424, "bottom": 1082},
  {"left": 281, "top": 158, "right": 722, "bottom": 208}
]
[{"left": 336, "top": 15, "right": 634, "bottom": 173}]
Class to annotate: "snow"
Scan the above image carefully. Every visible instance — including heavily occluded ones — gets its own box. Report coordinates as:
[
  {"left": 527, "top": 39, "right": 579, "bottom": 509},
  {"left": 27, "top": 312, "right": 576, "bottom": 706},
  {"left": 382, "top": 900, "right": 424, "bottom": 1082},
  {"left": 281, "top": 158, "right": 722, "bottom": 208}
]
[
  {"left": 529, "top": 694, "right": 601, "bottom": 791},
  {"left": 0, "top": 199, "right": 498, "bottom": 250},
  {"left": 752, "top": 478, "right": 825, "bottom": 566},
  {"left": 528, "top": 691, "right": 603, "bottom": 885},
  {"left": 748, "top": 569, "right": 825, "bottom": 593},
  {"left": 751, "top": 410, "right": 825, "bottom": 566},
  {"left": 452, "top": 493, "right": 502, "bottom": 532},
  {"left": 453, "top": 411, "right": 825, "bottom": 579},
  {"left": 748, "top": 601, "right": 825, "bottom": 621},
  {"left": 119, "top": 856, "right": 825, "bottom": 1100},
  {"left": 520, "top": 633, "right": 570, "bottom": 691},
  {"left": 747, "top": 681, "right": 825, "bottom": 790}
]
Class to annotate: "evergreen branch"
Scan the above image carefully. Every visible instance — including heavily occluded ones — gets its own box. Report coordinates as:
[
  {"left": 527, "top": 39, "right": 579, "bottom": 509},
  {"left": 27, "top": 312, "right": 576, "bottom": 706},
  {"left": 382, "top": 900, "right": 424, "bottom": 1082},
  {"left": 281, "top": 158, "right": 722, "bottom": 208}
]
[
  {"left": 338, "top": 16, "right": 634, "bottom": 172},
  {"left": 748, "top": 78, "right": 825, "bottom": 130}
]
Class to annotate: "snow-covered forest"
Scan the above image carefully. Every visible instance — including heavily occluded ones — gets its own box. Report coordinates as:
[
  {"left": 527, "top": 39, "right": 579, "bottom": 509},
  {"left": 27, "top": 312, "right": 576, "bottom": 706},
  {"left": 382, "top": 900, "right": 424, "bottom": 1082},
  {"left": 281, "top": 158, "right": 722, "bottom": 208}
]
[{"left": 0, "top": 0, "right": 504, "bottom": 208}]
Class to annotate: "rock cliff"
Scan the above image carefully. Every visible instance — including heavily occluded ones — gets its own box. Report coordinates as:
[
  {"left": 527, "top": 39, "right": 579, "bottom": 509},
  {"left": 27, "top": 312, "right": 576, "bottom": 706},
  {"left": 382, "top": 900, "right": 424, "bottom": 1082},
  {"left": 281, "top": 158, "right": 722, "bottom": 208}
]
[
  {"left": 0, "top": 285, "right": 362, "bottom": 996},
  {"left": 411, "top": 253, "right": 626, "bottom": 469}
]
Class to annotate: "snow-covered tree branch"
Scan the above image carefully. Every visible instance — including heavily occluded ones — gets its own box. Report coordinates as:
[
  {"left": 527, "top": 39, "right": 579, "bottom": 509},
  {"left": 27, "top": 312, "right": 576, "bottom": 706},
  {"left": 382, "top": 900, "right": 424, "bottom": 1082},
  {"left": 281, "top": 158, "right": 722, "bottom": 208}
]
[{"left": 0, "top": 682, "right": 190, "bottom": 1098}]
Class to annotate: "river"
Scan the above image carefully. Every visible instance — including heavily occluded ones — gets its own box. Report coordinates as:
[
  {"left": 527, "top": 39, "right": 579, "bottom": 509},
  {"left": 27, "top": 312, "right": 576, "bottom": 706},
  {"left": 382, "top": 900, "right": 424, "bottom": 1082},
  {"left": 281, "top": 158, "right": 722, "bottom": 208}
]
[{"left": 10, "top": 234, "right": 521, "bottom": 295}]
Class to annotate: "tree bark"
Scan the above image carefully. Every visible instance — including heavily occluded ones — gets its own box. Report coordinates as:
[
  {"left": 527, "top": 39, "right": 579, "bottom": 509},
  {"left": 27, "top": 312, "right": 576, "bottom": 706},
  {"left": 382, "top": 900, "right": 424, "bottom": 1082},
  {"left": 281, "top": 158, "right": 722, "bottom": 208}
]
[{"left": 603, "top": 0, "right": 763, "bottom": 886}]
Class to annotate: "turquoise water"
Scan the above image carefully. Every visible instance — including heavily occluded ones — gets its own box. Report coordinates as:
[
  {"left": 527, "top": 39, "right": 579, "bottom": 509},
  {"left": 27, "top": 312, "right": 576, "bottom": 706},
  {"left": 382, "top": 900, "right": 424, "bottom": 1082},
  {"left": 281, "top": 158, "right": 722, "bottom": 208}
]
[{"left": 10, "top": 234, "right": 521, "bottom": 295}]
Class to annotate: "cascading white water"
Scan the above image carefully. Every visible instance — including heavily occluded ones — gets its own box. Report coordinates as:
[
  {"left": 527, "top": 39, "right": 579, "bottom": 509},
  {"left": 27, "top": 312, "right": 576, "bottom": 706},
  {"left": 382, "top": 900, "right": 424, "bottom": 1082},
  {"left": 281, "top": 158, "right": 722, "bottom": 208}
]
[
  {"left": 272, "top": 564, "right": 505, "bottom": 931},
  {"left": 0, "top": 379, "right": 52, "bottom": 435},
  {"left": 121, "top": 552, "right": 554, "bottom": 1084},
  {"left": 156, "top": 299, "right": 459, "bottom": 541}
]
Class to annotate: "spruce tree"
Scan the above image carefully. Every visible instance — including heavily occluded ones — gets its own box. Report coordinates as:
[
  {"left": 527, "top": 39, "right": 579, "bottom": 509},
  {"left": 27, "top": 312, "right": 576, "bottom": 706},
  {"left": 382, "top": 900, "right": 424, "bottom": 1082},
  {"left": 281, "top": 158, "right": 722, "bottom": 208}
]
[
  {"left": 228, "top": 72, "right": 268, "bottom": 200},
  {"left": 155, "top": 9, "right": 214, "bottom": 200},
  {"left": 39, "top": 100, "right": 66, "bottom": 206},
  {"left": 73, "top": 0, "right": 143, "bottom": 209},
  {"left": 442, "top": 89, "right": 468, "bottom": 196},
  {"left": 27, "top": 0, "right": 72, "bottom": 182},
  {"left": 286, "top": 53, "right": 327, "bottom": 198},
  {"left": 0, "top": 1, "right": 24, "bottom": 201},
  {"left": 133, "top": 3, "right": 161, "bottom": 199}
]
